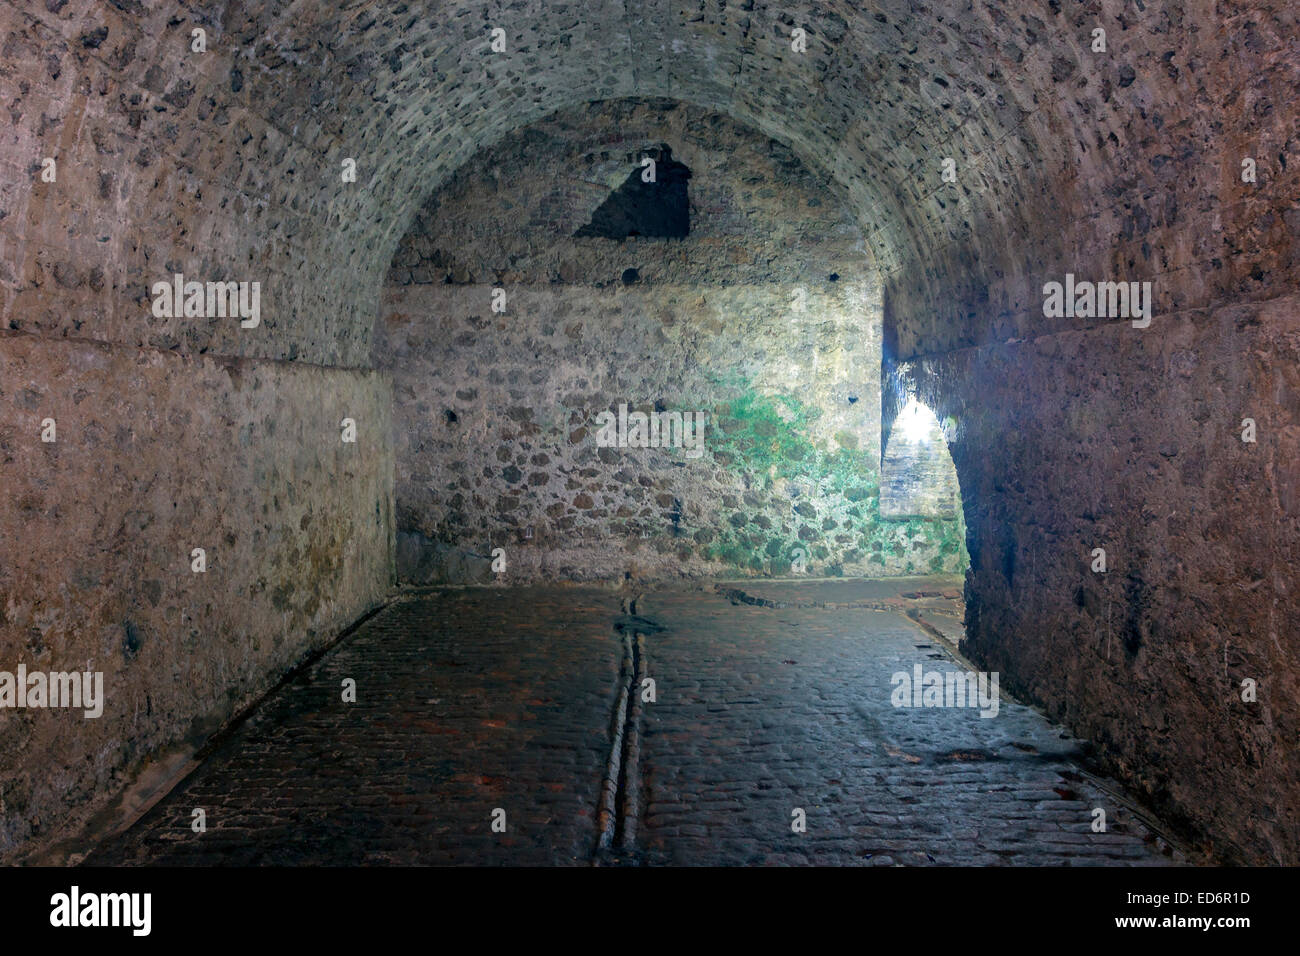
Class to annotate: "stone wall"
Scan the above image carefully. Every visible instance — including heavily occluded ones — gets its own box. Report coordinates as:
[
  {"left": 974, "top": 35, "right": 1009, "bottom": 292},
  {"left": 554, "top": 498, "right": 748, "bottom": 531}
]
[
  {"left": 376, "top": 100, "right": 968, "bottom": 584},
  {"left": 864, "top": 1, "right": 1300, "bottom": 864},
  {"left": 891, "top": 294, "right": 1300, "bottom": 863},
  {"left": 1, "top": 0, "right": 405, "bottom": 864},
  {"left": 0, "top": 333, "right": 393, "bottom": 861}
]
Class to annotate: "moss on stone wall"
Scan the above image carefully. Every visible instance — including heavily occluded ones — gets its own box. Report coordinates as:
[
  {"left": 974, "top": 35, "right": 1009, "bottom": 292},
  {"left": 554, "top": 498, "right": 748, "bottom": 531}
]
[{"left": 700, "top": 380, "right": 967, "bottom": 576}]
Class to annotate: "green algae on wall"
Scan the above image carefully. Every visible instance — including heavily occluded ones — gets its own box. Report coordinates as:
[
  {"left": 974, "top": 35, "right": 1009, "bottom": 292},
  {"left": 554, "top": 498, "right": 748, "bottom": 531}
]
[{"left": 700, "top": 383, "right": 968, "bottom": 576}]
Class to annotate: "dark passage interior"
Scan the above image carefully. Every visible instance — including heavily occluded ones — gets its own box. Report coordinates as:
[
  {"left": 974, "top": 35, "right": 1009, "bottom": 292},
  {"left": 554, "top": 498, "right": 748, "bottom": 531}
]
[{"left": 1, "top": 1, "right": 1297, "bottom": 868}]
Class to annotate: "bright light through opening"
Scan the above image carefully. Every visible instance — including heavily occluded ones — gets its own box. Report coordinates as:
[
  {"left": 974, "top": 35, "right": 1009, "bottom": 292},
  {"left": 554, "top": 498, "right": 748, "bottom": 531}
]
[{"left": 896, "top": 397, "right": 934, "bottom": 444}]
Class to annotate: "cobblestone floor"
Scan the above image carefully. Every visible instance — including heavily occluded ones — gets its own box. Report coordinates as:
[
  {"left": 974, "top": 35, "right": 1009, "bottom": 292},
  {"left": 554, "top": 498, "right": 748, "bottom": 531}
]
[
  {"left": 90, "top": 578, "right": 1184, "bottom": 866},
  {"left": 91, "top": 588, "right": 623, "bottom": 865}
]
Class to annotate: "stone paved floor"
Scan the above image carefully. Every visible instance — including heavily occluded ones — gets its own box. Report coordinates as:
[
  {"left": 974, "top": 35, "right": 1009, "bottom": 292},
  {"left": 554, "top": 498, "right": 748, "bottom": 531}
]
[{"left": 90, "top": 578, "right": 1184, "bottom": 866}]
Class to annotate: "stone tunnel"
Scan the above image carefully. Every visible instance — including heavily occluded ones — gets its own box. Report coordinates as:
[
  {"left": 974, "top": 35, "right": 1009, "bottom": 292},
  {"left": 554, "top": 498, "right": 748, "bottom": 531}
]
[{"left": 0, "top": 0, "right": 1296, "bottom": 869}]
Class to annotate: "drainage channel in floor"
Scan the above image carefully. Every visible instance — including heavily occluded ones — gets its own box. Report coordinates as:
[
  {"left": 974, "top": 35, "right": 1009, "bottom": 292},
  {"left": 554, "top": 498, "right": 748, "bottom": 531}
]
[{"left": 594, "top": 593, "right": 663, "bottom": 865}]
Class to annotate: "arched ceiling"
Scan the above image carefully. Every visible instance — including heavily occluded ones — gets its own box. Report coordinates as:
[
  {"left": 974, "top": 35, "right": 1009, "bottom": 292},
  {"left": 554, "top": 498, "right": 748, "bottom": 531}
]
[{"left": 2, "top": 0, "right": 1295, "bottom": 366}]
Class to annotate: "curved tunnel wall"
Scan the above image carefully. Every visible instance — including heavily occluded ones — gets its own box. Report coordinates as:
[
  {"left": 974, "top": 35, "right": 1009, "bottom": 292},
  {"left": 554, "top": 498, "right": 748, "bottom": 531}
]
[{"left": 0, "top": 0, "right": 1296, "bottom": 861}]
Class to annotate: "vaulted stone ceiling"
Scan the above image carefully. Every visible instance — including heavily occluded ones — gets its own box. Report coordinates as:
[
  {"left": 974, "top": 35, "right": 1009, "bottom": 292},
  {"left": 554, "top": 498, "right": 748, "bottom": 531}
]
[{"left": 6, "top": 1, "right": 1294, "bottom": 367}]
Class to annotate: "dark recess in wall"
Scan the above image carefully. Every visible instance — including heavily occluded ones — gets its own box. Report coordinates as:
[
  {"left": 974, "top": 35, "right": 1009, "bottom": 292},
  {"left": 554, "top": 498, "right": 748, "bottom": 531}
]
[{"left": 575, "top": 145, "right": 692, "bottom": 239}]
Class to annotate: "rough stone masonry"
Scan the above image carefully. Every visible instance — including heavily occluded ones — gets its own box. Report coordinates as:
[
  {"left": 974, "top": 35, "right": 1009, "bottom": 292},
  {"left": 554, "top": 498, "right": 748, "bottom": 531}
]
[
  {"left": 376, "top": 98, "right": 967, "bottom": 585},
  {"left": 0, "top": 0, "right": 1296, "bottom": 867}
]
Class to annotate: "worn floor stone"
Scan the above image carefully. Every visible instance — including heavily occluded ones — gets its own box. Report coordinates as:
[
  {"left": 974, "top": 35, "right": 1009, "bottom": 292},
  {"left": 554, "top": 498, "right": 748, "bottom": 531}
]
[
  {"left": 91, "top": 589, "right": 623, "bottom": 866},
  {"left": 90, "top": 580, "right": 1182, "bottom": 866},
  {"left": 638, "top": 581, "right": 1180, "bottom": 866}
]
